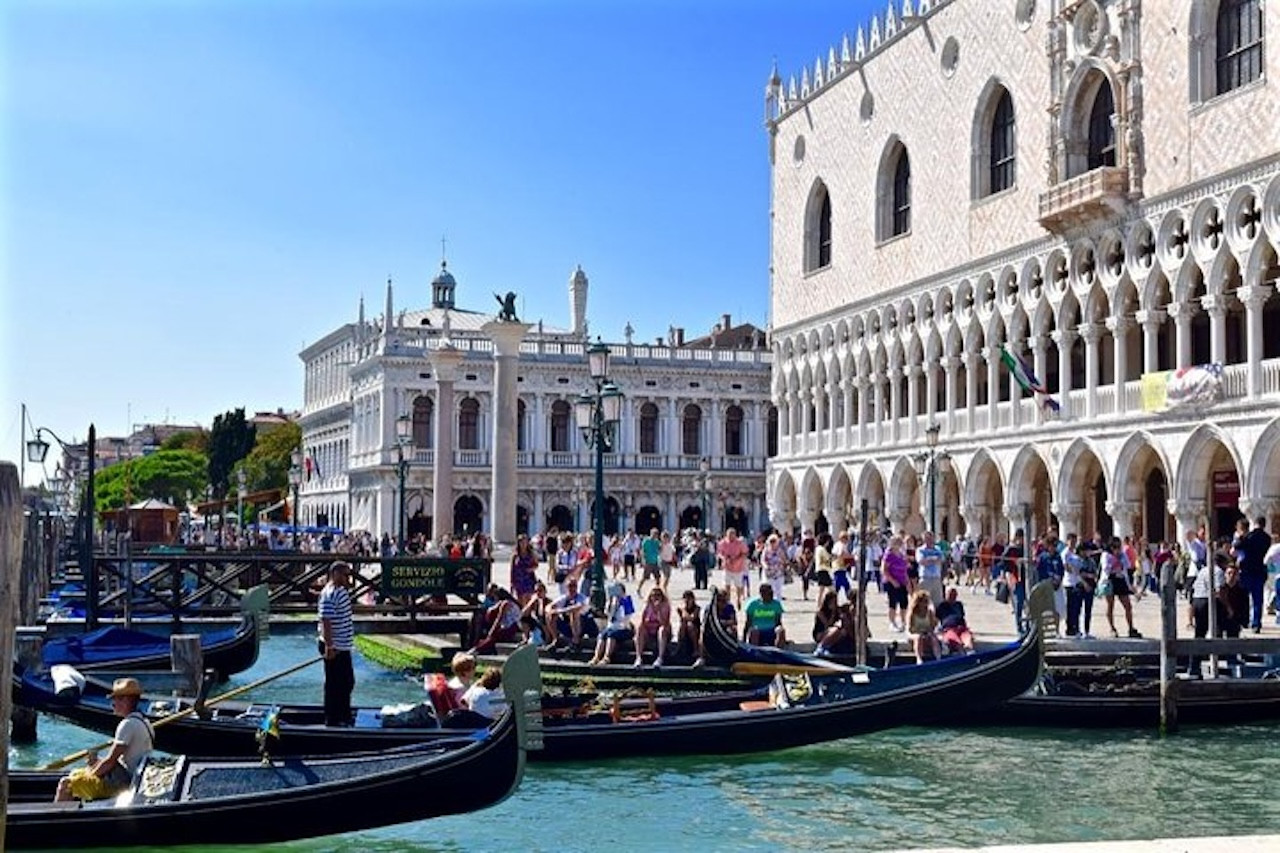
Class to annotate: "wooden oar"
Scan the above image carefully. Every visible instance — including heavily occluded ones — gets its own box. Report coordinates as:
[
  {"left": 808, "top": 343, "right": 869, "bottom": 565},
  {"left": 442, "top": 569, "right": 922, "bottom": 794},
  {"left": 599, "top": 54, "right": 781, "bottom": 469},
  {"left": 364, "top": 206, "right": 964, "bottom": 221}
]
[
  {"left": 729, "top": 661, "right": 857, "bottom": 677},
  {"left": 41, "top": 655, "right": 323, "bottom": 771}
]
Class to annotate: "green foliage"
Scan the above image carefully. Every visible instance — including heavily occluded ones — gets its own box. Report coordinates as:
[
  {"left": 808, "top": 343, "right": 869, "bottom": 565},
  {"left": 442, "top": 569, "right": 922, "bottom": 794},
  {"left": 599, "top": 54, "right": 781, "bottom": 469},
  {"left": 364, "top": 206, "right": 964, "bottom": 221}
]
[
  {"left": 230, "top": 421, "right": 300, "bottom": 525},
  {"left": 161, "top": 430, "right": 208, "bottom": 454},
  {"left": 207, "top": 408, "right": 256, "bottom": 497},
  {"left": 93, "top": 450, "right": 208, "bottom": 513}
]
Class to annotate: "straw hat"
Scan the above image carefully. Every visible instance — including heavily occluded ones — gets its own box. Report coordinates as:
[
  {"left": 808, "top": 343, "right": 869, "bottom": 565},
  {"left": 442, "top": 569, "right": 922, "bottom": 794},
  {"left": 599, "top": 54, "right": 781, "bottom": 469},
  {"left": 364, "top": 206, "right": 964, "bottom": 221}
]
[{"left": 109, "top": 677, "right": 143, "bottom": 698}]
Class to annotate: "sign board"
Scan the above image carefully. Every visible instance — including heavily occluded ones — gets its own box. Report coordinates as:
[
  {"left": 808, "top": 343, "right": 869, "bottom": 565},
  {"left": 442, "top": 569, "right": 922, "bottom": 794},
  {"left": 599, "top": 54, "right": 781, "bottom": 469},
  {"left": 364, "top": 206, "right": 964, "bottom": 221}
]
[
  {"left": 380, "top": 558, "right": 490, "bottom": 598},
  {"left": 1212, "top": 471, "right": 1239, "bottom": 509}
]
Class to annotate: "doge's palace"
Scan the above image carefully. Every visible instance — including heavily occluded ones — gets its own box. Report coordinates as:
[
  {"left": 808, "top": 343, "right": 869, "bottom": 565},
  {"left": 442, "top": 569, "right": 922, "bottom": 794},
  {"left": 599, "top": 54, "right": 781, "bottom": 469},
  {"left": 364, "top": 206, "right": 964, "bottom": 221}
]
[{"left": 766, "top": 0, "right": 1280, "bottom": 545}]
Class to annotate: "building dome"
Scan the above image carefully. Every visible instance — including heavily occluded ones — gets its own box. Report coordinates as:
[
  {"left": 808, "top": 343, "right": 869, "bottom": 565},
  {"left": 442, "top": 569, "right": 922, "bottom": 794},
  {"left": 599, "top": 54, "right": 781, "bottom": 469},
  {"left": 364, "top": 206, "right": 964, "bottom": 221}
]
[{"left": 431, "top": 261, "right": 457, "bottom": 309}]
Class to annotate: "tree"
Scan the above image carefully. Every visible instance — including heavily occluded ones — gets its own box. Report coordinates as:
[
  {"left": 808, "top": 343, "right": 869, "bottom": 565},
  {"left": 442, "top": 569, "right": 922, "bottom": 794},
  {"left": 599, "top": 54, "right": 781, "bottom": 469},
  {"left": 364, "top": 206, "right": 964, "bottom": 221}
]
[
  {"left": 93, "top": 450, "right": 208, "bottom": 513},
  {"left": 240, "top": 421, "right": 301, "bottom": 494},
  {"left": 207, "top": 409, "right": 256, "bottom": 497},
  {"left": 161, "top": 430, "right": 208, "bottom": 454}
]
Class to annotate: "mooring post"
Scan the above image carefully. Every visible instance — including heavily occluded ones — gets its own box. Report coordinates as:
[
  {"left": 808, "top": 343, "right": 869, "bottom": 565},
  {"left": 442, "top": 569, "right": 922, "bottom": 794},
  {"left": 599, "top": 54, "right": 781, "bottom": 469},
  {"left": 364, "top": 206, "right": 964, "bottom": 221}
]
[
  {"left": 2, "top": 461, "right": 25, "bottom": 846},
  {"left": 11, "top": 629, "right": 44, "bottom": 744},
  {"left": 1160, "top": 559, "right": 1179, "bottom": 734},
  {"left": 171, "top": 634, "right": 205, "bottom": 696}
]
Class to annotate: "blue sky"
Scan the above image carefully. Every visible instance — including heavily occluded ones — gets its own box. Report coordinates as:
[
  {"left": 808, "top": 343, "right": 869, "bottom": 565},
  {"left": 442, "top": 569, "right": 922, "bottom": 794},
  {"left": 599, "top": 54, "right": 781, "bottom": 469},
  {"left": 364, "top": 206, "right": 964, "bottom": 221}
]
[{"left": 3, "top": 0, "right": 880, "bottom": 484}]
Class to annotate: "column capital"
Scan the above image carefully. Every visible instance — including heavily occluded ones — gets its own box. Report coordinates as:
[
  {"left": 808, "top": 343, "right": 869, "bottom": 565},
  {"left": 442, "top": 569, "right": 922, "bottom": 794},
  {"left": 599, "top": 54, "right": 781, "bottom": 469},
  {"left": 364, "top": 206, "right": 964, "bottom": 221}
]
[
  {"left": 1133, "top": 308, "right": 1165, "bottom": 328},
  {"left": 1167, "top": 498, "right": 1206, "bottom": 525},
  {"left": 1165, "top": 300, "right": 1196, "bottom": 321},
  {"left": 481, "top": 320, "right": 532, "bottom": 357},
  {"left": 1028, "top": 334, "right": 1048, "bottom": 352},
  {"left": 1105, "top": 315, "right": 1134, "bottom": 333},
  {"left": 941, "top": 355, "right": 960, "bottom": 371},
  {"left": 1199, "top": 294, "right": 1228, "bottom": 318},
  {"left": 429, "top": 344, "right": 465, "bottom": 383},
  {"left": 963, "top": 350, "right": 982, "bottom": 369},
  {"left": 888, "top": 365, "right": 903, "bottom": 380},
  {"left": 1236, "top": 284, "right": 1274, "bottom": 310},
  {"left": 1051, "top": 328, "right": 1078, "bottom": 346},
  {"left": 1077, "top": 322, "right": 1103, "bottom": 344},
  {"left": 906, "top": 364, "right": 923, "bottom": 379}
]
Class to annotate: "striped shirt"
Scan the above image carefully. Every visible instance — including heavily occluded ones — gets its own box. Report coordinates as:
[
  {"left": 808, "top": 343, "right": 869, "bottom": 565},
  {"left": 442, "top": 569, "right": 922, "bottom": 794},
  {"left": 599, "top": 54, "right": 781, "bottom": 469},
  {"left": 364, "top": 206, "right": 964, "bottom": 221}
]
[{"left": 318, "top": 583, "right": 354, "bottom": 652}]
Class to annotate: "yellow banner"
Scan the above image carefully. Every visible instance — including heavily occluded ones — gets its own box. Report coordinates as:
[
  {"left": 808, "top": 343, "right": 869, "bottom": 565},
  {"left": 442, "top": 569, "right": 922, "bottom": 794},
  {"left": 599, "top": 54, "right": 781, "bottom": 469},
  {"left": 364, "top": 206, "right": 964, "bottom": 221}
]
[{"left": 1140, "top": 371, "right": 1170, "bottom": 413}]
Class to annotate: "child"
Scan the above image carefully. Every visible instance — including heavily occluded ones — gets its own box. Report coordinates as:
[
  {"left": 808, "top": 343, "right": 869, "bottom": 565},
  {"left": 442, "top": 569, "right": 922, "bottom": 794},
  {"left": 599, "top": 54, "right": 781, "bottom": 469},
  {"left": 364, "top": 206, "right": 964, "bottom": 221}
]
[{"left": 906, "top": 589, "right": 941, "bottom": 664}]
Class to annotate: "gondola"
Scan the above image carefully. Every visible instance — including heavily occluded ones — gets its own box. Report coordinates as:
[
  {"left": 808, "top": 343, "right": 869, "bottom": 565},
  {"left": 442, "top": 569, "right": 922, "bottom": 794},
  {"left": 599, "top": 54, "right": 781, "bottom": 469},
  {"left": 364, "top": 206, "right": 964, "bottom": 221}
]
[
  {"left": 4, "top": 646, "right": 541, "bottom": 850},
  {"left": 950, "top": 665, "right": 1280, "bottom": 727},
  {"left": 38, "top": 615, "right": 261, "bottom": 680},
  {"left": 19, "top": 626, "right": 1041, "bottom": 762}
]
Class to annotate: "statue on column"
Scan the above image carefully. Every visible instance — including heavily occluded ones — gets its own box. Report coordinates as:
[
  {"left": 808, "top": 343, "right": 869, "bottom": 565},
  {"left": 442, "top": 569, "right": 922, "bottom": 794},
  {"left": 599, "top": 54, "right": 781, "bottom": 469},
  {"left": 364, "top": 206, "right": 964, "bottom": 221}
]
[{"left": 494, "top": 291, "right": 519, "bottom": 322}]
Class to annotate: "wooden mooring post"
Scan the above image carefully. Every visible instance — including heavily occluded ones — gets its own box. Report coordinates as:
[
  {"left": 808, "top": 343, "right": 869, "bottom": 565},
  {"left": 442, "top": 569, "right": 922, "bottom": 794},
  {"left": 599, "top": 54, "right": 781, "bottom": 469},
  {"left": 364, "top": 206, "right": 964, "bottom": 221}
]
[
  {"left": 11, "top": 629, "right": 44, "bottom": 744},
  {"left": 1159, "top": 559, "right": 1180, "bottom": 733},
  {"left": 171, "top": 635, "right": 205, "bottom": 697},
  {"left": 2, "top": 461, "right": 25, "bottom": 848}
]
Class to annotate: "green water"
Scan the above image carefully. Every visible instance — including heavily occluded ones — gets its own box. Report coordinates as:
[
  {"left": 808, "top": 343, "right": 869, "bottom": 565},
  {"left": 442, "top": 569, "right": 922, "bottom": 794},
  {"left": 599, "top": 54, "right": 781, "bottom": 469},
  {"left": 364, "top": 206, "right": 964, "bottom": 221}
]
[{"left": 11, "top": 635, "right": 1280, "bottom": 851}]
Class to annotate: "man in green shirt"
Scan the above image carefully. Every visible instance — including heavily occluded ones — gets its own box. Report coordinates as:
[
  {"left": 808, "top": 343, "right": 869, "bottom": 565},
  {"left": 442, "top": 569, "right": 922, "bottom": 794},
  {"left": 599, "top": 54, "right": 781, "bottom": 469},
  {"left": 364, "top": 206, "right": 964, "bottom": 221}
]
[{"left": 745, "top": 583, "right": 787, "bottom": 647}]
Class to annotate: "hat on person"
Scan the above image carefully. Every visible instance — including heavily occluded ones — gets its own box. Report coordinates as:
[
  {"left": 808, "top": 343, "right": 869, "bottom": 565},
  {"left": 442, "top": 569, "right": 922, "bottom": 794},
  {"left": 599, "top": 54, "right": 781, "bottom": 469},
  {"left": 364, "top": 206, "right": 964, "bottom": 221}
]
[{"left": 110, "top": 677, "right": 143, "bottom": 698}]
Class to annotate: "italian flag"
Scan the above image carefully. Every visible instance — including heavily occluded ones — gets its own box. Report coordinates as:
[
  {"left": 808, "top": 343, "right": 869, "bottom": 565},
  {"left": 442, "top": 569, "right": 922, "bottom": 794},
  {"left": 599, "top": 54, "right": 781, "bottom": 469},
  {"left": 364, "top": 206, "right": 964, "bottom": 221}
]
[{"left": 1000, "top": 344, "right": 1047, "bottom": 394}]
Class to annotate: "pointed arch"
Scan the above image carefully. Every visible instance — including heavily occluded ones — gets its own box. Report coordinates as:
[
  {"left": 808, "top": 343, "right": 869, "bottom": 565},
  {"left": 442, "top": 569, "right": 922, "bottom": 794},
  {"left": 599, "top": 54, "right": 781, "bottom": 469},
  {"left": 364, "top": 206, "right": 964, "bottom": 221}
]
[
  {"left": 803, "top": 178, "right": 833, "bottom": 273},
  {"left": 876, "top": 136, "right": 911, "bottom": 241},
  {"left": 972, "top": 79, "right": 1017, "bottom": 198}
]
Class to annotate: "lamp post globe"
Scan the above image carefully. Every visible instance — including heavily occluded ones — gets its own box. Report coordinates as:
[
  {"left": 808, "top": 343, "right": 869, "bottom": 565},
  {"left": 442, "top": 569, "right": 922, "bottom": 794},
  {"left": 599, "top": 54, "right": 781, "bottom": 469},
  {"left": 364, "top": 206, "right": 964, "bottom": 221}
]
[{"left": 289, "top": 448, "right": 303, "bottom": 549}]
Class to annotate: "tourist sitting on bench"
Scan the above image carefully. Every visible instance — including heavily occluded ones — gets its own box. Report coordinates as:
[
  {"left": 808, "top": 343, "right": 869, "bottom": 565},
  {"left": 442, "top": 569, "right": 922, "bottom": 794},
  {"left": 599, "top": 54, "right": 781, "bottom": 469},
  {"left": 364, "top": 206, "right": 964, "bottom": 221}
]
[
  {"left": 745, "top": 583, "right": 787, "bottom": 648},
  {"left": 676, "top": 589, "right": 706, "bottom": 667},
  {"left": 907, "top": 589, "right": 942, "bottom": 664},
  {"left": 935, "top": 587, "right": 975, "bottom": 654},
  {"left": 471, "top": 584, "right": 521, "bottom": 654},
  {"left": 633, "top": 586, "right": 672, "bottom": 668},
  {"left": 548, "top": 578, "right": 597, "bottom": 650},
  {"left": 587, "top": 583, "right": 634, "bottom": 666}
]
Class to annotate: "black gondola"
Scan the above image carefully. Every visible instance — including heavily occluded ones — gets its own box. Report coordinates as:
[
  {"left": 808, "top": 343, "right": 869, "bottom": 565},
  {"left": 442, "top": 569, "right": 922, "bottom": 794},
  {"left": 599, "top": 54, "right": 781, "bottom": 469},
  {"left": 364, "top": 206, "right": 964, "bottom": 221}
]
[
  {"left": 39, "top": 614, "right": 261, "bottom": 681},
  {"left": 4, "top": 646, "right": 541, "bottom": 850},
  {"left": 19, "top": 627, "right": 1041, "bottom": 762}
]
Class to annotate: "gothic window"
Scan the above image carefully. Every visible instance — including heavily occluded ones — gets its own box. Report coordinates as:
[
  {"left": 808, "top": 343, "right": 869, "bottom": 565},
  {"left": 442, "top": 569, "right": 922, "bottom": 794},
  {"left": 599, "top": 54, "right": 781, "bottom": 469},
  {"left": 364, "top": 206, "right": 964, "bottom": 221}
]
[
  {"left": 639, "top": 402, "right": 659, "bottom": 454},
  {"left": 990, "top": 90, "right": 1016, "bottom": 193},
  {"left": 724, "top": 405, "right": 745, "bottom": 456},
  {"left": 550, "top": 400, "right": 571, "bottom": 453},
  {"left": 517, "top": 398, "right": 527, "bottom": 452},
  {"left": 892, "top": 154, "right": 911, "bottom": 236},
  {"left": 458, "top": 397, "right": 480, "bottom": 451},
  {"left": 877, "top": 140, "right": 911, "bottom": 241},
  {"left": 804, "top": 181, "right": 833, "bottom": 273},
  {"left": 682, "top": 404, "right": 702, "bottom": 456},
  {"left": 1217, "top": 0, "right": 1264, "bottom": 95},
  {"left": 412, "top": 395, "right": 433, "bottom": 449},
  {"left": 1086, "top": 81, "right": 1116, "bottom": 171},
  {"left": 766, "top": 406, "right": 779, "bottom": 458}
]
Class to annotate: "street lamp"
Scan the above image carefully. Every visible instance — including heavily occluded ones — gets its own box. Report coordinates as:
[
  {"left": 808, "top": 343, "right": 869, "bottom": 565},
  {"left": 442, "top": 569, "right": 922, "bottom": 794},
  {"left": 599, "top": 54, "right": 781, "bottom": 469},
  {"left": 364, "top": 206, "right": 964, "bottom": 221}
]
[
  {"left": 571, "top": 474, "right": 585, "bottom": 534},
  {"left": 912, "top": 422, "right": 949, "bottom": 534},
  {"left": 695, "top": 457, "right": 712, "bottom": 534},
  {"left": 396, "top": 412, "right": 412, "bottom": 551},
  {"left": 574, "top": 339, "right": 624, "bottom": 611},
  {"left": 289, "top": 448, "right": 303, "bottom": 549},
  {"left": 28, "top": 424, "right": 99, "bottom": 628},
  {"left": 236, "top": 468, "right": 247, "bottom": 550},
  {"left": 204, "top": 483, "right": 214, "bottom": 545}
]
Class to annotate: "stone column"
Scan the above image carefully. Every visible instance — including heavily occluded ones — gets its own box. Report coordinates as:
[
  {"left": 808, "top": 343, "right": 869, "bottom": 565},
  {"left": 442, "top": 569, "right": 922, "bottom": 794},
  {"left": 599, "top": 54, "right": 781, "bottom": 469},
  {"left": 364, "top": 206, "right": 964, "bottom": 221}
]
[
  {"left": 1238, "top": 285, "right": 1270, "bottom": 398},
  {"left": 906, "top": 364, "right": 921, "bottom": 440},
  {"left": 1168, "top": 499, "right": 1206, "bottom": 546},
  {"left": 924, "top": 359, "right": 938, "bottom": 423},
  {"left": 1053, "top": 328, "right": 1077, "bottom": 419},
  {"left": 1108, "top": 316, "right": 1131, "bottom": 413},
  {"left": 1135, "top": 309, "right": 1163, "bottom": 374},
  {"left": 941, "top": 356, "right": 958, "bottom": 433},
  {"left": 430, "top": 344, "right": 464, "bottom": 542},
  {"left": 1051, "top": 502, "right": 1083, "bottom": 539},
  {"left": 1105, "top": 499, "right": 1138, "bottom": 540},
  {"left": 963, "top": 352, "right": 980, "bottom": 434},
  {"left": 1201, "top": 294, "right": 1227, "bottom": 365},
  {"left": 871, "top": 373, "right": 885, "bottom": 446},
  {"left": 888, "top": 364, "right": 903, "bottom": 444},
  {"left": 1168, "top": 301, "right": 1193, "bottom": 368},
  {"left": 959, "top": 504, "right": 985, "bottom": 539},
  {"left": 1080, "top": 322, "right": 1101, "bottom": 418},
  {"left": 983, "top": 346, "right": 999, "bottom": 430},
  {"left": 856, "top": 377, "right": 871, "bottom": 447},
  {"left": 483, "top": 320, "right": 532, "bottom": 547}
]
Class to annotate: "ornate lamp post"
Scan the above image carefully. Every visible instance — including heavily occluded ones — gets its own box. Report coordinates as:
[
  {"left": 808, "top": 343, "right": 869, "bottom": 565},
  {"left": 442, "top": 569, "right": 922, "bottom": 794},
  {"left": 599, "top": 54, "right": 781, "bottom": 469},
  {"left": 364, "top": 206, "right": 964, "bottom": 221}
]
[
  {"left": 236, "top": 468, "right": 247, "bottom": 550},
  {"left": 395, "top": 411, "right": 412, "bottom": 551},
  {"left": 695, "top": 456, "right": 712, "bottom": 534},
  {"left": 574, "top": 339, "right": 624, "bottom": 611},
  {"left": 289, "top": 448, "right": 303, "bottom": 549},
  {"left": 204, "top": 483, "right": 213, "bottom": 545},
  {"left": 28, "top": 423, "right": 98, "bottom": 627},
  {"left": 912, "top": 422, "right": 949, "bottom": 534}
]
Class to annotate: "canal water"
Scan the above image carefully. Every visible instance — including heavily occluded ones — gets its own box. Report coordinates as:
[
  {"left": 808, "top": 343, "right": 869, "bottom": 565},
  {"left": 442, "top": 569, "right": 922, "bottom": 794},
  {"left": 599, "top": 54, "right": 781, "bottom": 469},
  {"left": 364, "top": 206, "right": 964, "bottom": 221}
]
[{"left": 11, "top": 634, "right": 1280, "bottom": 851}]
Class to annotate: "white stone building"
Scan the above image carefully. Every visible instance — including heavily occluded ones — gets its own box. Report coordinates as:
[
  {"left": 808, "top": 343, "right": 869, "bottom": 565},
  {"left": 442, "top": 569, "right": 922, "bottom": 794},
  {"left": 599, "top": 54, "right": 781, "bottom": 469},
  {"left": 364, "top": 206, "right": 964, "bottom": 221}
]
[
  {"left": 297, "top": 264, "right": 775, "bottom": 540},
  {"left": 765, "top": 0, "right": 1280, "bottom": 545}
]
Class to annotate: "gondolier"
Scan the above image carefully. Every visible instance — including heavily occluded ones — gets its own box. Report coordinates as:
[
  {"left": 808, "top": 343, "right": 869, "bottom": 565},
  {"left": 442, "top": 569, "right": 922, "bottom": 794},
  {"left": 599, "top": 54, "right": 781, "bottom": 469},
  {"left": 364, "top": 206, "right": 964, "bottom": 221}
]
[{"left": 318, "top": 561, "right": 355, "bottom": 726}]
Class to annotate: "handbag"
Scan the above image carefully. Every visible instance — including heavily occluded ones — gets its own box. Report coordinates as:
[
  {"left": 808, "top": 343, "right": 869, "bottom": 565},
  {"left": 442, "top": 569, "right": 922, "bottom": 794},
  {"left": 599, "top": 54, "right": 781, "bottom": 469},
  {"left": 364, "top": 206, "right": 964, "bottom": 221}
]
[
  {"left": 994, "top": 580, "right": 1011, "bottom": 604},
  {"left": 1095, "top": 576, "right": 1112, "bottom": 599}
]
